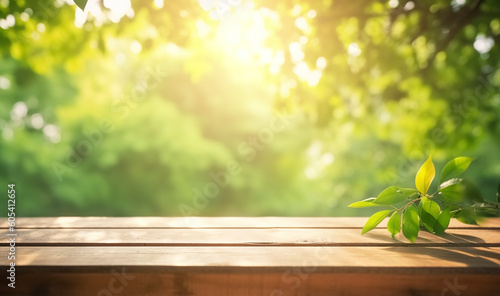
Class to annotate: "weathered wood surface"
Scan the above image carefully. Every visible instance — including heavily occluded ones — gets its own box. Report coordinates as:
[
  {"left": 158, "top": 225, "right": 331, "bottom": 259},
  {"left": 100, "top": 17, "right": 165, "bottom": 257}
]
[
  {"left": 4, "top": 246, "right": 500, "bottom": 270},
  {"left": 2, "top": 216, "right": 499, "bottom": 228},
  {"left": 1, "top": 228, "right": 500, "bottom": 247},
  {"left": 1, "top": 217, "right": 499, "bottom": 296}
]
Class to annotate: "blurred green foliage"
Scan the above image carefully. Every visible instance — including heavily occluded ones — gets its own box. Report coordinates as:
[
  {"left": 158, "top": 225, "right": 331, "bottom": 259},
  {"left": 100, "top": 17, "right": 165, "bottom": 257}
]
[{"left": 0, "top": 0, "right": 499, "bottom": 217}]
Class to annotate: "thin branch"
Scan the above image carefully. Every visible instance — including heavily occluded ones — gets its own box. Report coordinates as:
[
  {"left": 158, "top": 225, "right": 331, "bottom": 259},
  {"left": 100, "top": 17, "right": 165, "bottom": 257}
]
[{"left": 423, "top": 0, "right": 486, "bottom": 70}]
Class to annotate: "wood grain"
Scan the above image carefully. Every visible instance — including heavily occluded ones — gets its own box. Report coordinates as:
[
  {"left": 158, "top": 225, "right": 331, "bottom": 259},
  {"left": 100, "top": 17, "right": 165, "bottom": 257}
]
[
  {"left": 2, "top": 271, "right": 500, "bottom": 296},
  {"left": 2, "top": 217, "right": 499, "bottom": 229},
  {"left": 1, "top": 272, "right": 499, "bottom": 296},
  {"left": 1, "top": 217, "right": 499, "bottom": 296},
  {"left": 1, "top": 246, "right": 500, "bottom": 271},
  {"left": 1, "top": 228, "right": 499, "bottom": 247}
]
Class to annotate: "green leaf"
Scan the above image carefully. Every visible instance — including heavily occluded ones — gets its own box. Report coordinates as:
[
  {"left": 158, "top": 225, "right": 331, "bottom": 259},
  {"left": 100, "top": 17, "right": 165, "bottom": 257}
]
[
  {"left": 462, "top": 179, "right": 484, "bottom": 203},
  {"left": 362, "top": 210, "right": 394, "bottom": 235},
  {"left": 415, "top": 156, "right": 435, "bottom": 195},
  {"left": 75, "top": 0, "right": 88, "bottom": 11},
  {"left": 454, "top": 209, "right": 478, "bottom": 225},
  {"left": 402, "top": 206, "right": 419, "bottom": 243},
  {"left": 440, "top": 157, "right": 474, "bottom": 183},
  {"left": 387, "top": 211, "right": 401, "bottom": 238},
  {"left": 497, "top": 182, "right": 500, "bottom": 203},
  {"left": 418, "top": 196, "right": 440, "bottom": 232},
  {"left": 372, "top": 186, "right": 418, "bottom": 205},
  {"left": 438, "top": 178, "right": 482, "bottom": 204},
  {"left": 434, "top": 207, "right": 452, "bottom": 234},
  {"left": 348, "top": 197, "right": 384, "bottom": 208},
  {"left": 439, "top": 181, "right": 465, "bottom": 203}
]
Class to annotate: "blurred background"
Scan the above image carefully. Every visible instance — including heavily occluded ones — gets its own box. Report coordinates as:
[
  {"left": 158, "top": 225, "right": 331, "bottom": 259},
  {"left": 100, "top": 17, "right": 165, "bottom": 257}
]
[{"left": 0, "top": 0, "right": 499, "bottom": 217}]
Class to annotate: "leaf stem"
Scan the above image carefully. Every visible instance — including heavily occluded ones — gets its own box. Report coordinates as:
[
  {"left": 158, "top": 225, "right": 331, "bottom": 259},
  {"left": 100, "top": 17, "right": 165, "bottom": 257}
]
[{"left": 397, "top": 199, "right": 418, "bottom": 213}]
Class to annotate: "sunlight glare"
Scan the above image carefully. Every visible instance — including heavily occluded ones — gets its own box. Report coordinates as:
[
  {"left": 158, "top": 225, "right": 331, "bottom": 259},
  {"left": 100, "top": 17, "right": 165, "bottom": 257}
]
[
  {"left": 30, "top": 114, "right": 44, "bottom": 129},
  {"left": 74, "top": 0, "right": 133, "bottom": 27},
  {"left": 154, "top": 0, "right": 164, "bottom": 9},
  {"left": 11, "top": 102, "right": 28, "bottom": 119},
  {"left": 197, "top": 20, "right": 211, "bottom": 38},
  {"left": 0, "top": 76, "right": 11, "bottom": 89},
  {"left": 347, "top": 43, "right": 361, "bottom": 56},
  {"left": 295, "top": 16, "right": 309, "bottom": 33},
  {"left": 215, "top": 3, "right": 270, "bottom": 62},
  {"left": 259, "top": 48, "right": 274, "bottom": 64},
  {"left": 316, "top": 57, "right": 327, "bottom": 70},
  {"left": 104, "top": 0, "right": 132, "bottom": 23},
  {"left": 130, "top": 40, "right": 142, "bottom": 54},
  {"left": 292, "top": 4, "right": 301, "bottom": 16},
  {"left": 388, "top": 0, "right": 398, "bottom": 8},
  {"left": 308, "top": 69, "right": 322, "bottom": 86},
  {"left": 474, "top": 35, "right": 494, "bottom": 54},
  {"left": 293, "top": 61, "right": 310, "bottom": 81},
  {"left": 289, "top": 42, "right": 304, "bottom": 63}
]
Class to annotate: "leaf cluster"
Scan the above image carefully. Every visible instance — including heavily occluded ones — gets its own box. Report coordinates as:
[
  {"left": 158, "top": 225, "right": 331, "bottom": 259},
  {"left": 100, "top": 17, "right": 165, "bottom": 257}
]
[{"left": 349, "top": 156, "right": 500, "bottom": 243}]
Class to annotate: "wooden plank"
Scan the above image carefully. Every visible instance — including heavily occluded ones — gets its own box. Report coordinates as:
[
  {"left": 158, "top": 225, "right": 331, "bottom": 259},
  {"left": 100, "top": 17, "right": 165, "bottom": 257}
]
[
  {"left": 2, "top": 217, "right": 499, "bottom": 229},
  {"left": 1, "top": 271, "right": 499, "bottom": 296},
  {"left": 2, "top": 246, "right": 499, "bottom": 271},
  {"left": 1, "top": 228, "right": 499, "bottom": 247},
  {"left": 1, "top": 216, "right": 498, "bottom": 296}
]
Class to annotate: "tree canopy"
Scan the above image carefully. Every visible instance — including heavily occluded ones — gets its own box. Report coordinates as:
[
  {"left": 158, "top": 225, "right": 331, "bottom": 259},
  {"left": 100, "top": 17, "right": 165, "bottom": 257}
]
[{"left": 1, "top": 0, "right": 499, "bottom": 217}]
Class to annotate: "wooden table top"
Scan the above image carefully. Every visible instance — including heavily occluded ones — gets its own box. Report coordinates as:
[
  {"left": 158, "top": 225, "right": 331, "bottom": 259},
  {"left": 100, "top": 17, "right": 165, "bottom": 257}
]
[
  {"left": 1, "top": 217, "right": 499, "bottom": 295},
  {"left": 1, "top": 217, "right": 499, "bottom": 270}
]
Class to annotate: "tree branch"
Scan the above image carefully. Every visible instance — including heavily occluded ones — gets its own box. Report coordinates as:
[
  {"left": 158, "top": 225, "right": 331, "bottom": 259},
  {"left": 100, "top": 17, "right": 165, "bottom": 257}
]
[{"left": 423, "top": 0, "right": 486, "bottom": 70}]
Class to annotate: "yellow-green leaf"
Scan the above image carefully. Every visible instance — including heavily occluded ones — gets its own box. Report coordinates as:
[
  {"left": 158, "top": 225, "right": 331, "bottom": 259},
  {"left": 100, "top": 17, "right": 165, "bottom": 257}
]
[
  {"left": 348, "top": 198, "right": 385, "bottom": 208},
  {"left": 373, "top": 186, "right": 418, "bottom": 205},
  {"left": 415, "top": 156, "right": 435, "bottom": 195},
  {"left": 362, "top": 210, "right": 393, "bottom": 235}
]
